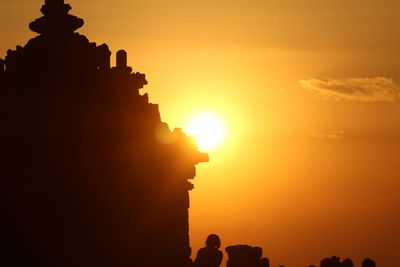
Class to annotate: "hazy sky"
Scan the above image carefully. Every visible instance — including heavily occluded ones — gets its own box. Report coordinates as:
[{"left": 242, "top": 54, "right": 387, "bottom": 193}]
[{"left": 1, "top": 1, "right": 400, "bottom": 266}]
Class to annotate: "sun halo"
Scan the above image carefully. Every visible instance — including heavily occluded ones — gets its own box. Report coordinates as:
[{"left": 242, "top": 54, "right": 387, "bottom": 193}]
[{"left": 184, "top": 112, "right": 226, "bottom": 152}]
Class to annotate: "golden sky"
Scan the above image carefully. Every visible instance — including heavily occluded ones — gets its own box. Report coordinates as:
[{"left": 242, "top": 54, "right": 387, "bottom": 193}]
[{"left": 1, "top": 1, "right": 400, "bottom": 266}]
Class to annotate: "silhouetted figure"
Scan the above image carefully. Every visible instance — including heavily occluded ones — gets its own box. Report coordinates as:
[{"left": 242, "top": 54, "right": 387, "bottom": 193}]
[
  {"left": 342, "top": 258, "right": 353, "bottom": 267},
  {"left": 362, "top": 258, "right": 376, "bottom": 267},
  {"left": 331, "top": 256, "right": 341, "bottom": 267},
  {"left": 194, "top": 234, "right": 223, "bottom": 267}
]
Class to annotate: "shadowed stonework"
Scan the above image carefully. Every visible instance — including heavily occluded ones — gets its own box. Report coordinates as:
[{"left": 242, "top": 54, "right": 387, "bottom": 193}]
[{"left": 0, "top": 1, "right": 208, "bottom": 266}]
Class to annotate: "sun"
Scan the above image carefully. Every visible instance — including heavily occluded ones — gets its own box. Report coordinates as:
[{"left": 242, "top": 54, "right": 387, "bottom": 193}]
[{"left": 184, "top": 112, "right": 226, "bottom": 152}]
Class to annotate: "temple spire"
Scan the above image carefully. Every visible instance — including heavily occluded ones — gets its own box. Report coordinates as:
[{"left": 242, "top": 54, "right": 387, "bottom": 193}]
[{"left": 29, "top": 0, "right": 84, "bottom": 35}]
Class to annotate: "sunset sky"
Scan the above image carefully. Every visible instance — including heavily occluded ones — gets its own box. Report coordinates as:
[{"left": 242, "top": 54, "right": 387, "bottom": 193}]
[{"left": 1, "top": 0, "right": 400, "bottom": 266}]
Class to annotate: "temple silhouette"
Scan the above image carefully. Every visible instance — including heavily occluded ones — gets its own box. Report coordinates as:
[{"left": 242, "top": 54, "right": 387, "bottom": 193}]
[{"left": 0, "top": 1, "right": 208, "bottom": 266}]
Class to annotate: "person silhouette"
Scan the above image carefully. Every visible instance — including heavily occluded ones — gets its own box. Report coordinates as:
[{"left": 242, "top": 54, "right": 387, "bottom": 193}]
[
  {"left": 194, "top": 234, "right": 223, "bottom": 267},
  {"left": 362, "top": 258, "right": 376, "bottom": 267},
  {"left": 342, "top": 258, "right": 354, "bottom": 267}
]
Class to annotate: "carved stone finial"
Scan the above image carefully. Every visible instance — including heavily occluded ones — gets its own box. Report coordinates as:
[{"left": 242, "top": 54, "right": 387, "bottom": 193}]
[
  {"left": 45, "top": 0, "right": 64, "bottom": 5},
  {"left": 116, "top": 50, "right": 132, "bottom": 73},
  {"left": 41, "top": 0, "right": 71, "bottom": 16},
  {"left": 116, "top": 50, "right": 128, "bottom": 68},
  {"left": 29, "top": 0, "right": 83, "bottom": 34}
]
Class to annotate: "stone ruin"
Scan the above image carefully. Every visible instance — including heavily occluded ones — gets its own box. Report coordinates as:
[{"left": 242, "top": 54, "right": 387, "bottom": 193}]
[{"left": 0, "top": 1, "right": 208, "bottom": 266}]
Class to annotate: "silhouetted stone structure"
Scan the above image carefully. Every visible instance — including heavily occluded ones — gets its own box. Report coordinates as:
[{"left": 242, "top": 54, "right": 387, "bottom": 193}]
[
  {"left": 0, "top": 1, "right": 208, "bottom": 266},
  {"left": 226, "top": 245, "right": 269, "bottom": 267},
  {"left": 319, "top": 256, "right": 362, "bottom": 267}
]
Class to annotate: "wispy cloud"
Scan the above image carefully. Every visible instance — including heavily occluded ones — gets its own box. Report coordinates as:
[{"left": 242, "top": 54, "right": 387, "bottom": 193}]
[
  {"left": 309, "top": 130, "right": 345, "bottom": 140},
  {"left": 300, "top": 77, "right": 400, "bottom": 102}
]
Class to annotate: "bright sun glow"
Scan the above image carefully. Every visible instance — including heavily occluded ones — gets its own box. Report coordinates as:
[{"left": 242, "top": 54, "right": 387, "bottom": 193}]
[{"left": 184, "top": 112, "right": 226, "bottom": 151}]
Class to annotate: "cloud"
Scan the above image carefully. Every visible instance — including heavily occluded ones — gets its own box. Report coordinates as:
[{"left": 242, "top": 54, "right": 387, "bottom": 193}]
[
  {"left": 309, "top": 130, "right": 345, "bottom": 140},
  {"left": 300, "top": 77, "right": 400, "bottom": 102}
]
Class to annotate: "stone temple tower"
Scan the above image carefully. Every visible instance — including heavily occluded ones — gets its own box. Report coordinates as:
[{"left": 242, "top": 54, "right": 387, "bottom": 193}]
[{"left": 0, "top": 1, "right": 208, "bottom": 266}]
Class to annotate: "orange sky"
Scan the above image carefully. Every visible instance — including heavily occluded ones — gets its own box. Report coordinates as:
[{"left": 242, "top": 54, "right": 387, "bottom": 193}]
[{"left": 1, "top": 1, "right": 400, "bottom": 266}]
